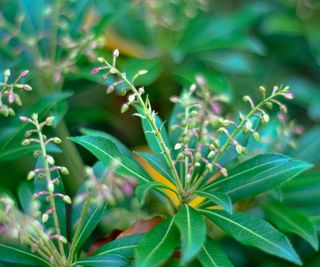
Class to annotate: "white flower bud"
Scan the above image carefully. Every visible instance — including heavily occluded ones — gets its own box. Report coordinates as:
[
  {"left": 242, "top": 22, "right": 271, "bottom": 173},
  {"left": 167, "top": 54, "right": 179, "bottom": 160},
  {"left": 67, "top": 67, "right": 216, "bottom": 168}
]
[
  {"left": 63, "top": 195, "right": 72, "bottom": 204},
  {"left": 138, "top": 70, "right": 148, "bottom": 76},
  {"left": 27, "top": 171, "right": 35, "bottom": 180},
  {"left": 48, "top": 182, "right": 54, "bottom": 193},
  {"left": 113, "top": 49, "right": 119, "bottom": 57},
  {"left": 121, "top": 104, "right": 129, "bottom": 113},
  {"left": 22, "top": 139, "right": 30, "bottom": 146},
  {"left": 253, "top": 132, "right": 260, "bottom": 142},
  {"left": 46, "top": 155, "right": 55, "bottom": 165},
  {"left": 174, "top": 143, "right": 182, "bottom": 150},
  {"left": 42, "top": 213, "right": 49, "bottom": 223},
  {"left": 61, "top": 167, "right": 69, "bottom": 175}
]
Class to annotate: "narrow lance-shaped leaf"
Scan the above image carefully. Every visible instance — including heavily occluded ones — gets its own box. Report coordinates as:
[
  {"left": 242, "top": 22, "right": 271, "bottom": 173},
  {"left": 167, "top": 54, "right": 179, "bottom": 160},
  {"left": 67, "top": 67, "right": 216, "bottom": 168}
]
[
  {"left": 71, "top": 201, "right": 107, "bottom": 254},
  {"left": 206, "top": 154, "right": 312, "bottom": 201},
  {"left": 201, "top": 209, "right": 302, "bottom": 265},
  {"left": 135, "top": 106, "right": 171, "bottom": 166},
  {"left": 175, "top": 205, "right": 206, "bottom": 264},
  {"left": 69, "top": 135, "right": 150, "bottom": 183},
  {"left": 72, "top": 254, "right": 129, "bottom": 267},
  {"left": 135, "top": 181, "right": 176, "bottom": 205},
  {"left": 93, "top": 234, "right": 143, "bottom": 258},
  {"left": 195, "top": 190, "right": 233, "bottom": 214},
  {"left": 135, "top": 151, "right": 174, "bottom": 182},
  {"left": 81, "top": 128, "right": 135, "bottom": 161},
  {"left": 198, "top": 238, "right": 234, "bottom": 267},
  {"left": 0, "top": 244, "right": 50, "bottom": 266},
  {"left": 136, "top": 217, "right": 179, "bottom": 267},
  {"left": 263, "top": 200, "right": 319, "bottom": 250}
]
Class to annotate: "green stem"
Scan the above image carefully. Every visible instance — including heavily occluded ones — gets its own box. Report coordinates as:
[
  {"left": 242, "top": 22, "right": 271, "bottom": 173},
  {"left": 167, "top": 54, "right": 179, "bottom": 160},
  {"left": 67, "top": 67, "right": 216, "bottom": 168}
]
[
  {"left": 37, "top": 123, "right": 66, "bottom": 260},
  {"left": 191, "top": 91, "right": 284, "bottom": 193},
  {"left": 66, "top": 197, "right": 91, "bottom": 266},
  {"left": 104, "top": 61, "right": 184, "bottom": 198}
]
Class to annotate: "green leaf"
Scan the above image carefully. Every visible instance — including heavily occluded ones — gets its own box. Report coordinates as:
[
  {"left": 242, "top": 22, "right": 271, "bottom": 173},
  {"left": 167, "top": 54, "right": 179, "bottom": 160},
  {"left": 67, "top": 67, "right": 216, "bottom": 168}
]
[
  {"left": 72, "top": 254, "right": 129, "bottom": 267},
  {"left": 0, "top": 92, "right": 72, "bottom": 162},
  {"left": 81, "top": 128, "right": 135, "bottom": 161},
  {"left": 195, "top": 190, "right": 233, "bottom": 214},
  {"left": 18, "top": 181, "right": 33, "bottom": 214},
  {"left": 281, "top": 173, "right": 320, "bottom": 205},
  {"left": 290, "top": 126, "right": 320, "bottom": 164},
  {"left": 69, "top": 135, "right": 150, "bottom": 183},
  {"left": 0, "top": 244, "right": 50, "bottom": 266},
  {"left": 175, "top": 205, "right": 206, "bottom": 264},
  {"left": 93, "top": 234, "right": 143, "bottom": 258},
  {"left": 198, "top": 238, "right": 234, "bottom": 267},
  {"left": 263, "top": 200, "right": 319, "bottom": 249},
  {"left": 135, "top": 106, "right": 171, "bottom": 167},
  {"left": 135, "top": 151, "right": 173, "bottom": 182},
  {"left": 135, "top": 181, "right": 175, "bottom": 205},
  {"left": 202, "top": 209, "right": 301, "bottom": 265},
  {"left": 71, "top": 201, "right": 107, "bottom": 254},
  {"left": 136, "top": 217, "right": 179, "bottom": 267},
  {"left": 205, "top": 154, "right": 312, "bottom": 201}
]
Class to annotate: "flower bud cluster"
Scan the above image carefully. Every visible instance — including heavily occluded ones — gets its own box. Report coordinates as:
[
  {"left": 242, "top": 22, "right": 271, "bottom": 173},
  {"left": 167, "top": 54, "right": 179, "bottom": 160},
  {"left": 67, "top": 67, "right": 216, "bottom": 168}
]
[
  {"left": 19, "top": 114, "right": 70, "bottom": 260},
  {"left": 0, "top": 68, "right": 31, "bottom": 117},
  {"left": 75, "top": 162, "right": 136, "bottom": 206},
  {"left": 93, "top": 50, "right": 149, "bottom": 114},
  {"left": 0, "top": 196, "right": 58, "bottom": 262}
]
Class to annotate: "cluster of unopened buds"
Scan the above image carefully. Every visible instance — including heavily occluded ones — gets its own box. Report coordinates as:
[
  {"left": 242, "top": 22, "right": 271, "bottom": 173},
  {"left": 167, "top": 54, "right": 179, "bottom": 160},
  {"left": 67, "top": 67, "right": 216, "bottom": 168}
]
[
  {"left": 0, "top": 68, "right": 31, "bottom": 116},
  {"left": 92, "top": 49, "right": 148, "bottom": 114},
  {"left": 75, "top": 162, "right": 136, "bottom": 206},
  {"left": 19, "top": 114, "right": 70, "bottom": 244},
  {"left": 171, "top": 79, "right": 294, "bottom": 179},
  {"left": 0, "top": 195, "right": 58, "bottom": 257}
]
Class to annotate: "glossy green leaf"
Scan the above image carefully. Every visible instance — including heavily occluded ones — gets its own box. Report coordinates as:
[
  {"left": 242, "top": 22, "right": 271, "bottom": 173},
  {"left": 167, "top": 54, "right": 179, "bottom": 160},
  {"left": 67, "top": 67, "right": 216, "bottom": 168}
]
[
  {"left": 135, "top": 151, "right": 173, "bottom": 182},
  {"left": 69, "top": 135, "right": 150, "bottom": 183},
  {"left": 136, "top": 217, "right": 179, "bottom": 267},
  {"left": 72, "top": 254, "right": 129, "bottom": 267},
  {"left": 135, "top": 106, "right": 171, "bottom": 167},
  {"left": 93, "top": 234, "right": 143, "bottom": 258},
  {"left": 198, "top": 238, "right": 234, "bottom": 267},
  {"left": 202, "top": 209, "right": 301, "bottom": 265},
  {"left": 0, "top": 244, "right": 50, "bottom": 266},
  {"left": 195, "top": 190, "right": 233, "bottom": 214},
  {"left": 71, "top": 201, "right": 107, "bottom": 254},
  {"left": 263, "top": 200, "right": 318, "bottom": 249},
  {"left": 136, "top": 181, "right": 175, "bottom": 205},
  {"left": 175, "top": 205, "right": 206, "bottom": 264},
  {"left": 205, "top": 154, "right": 312, "bottom": 201},
  {"left": 81, "top": 128, "right": 135, "bottom": 161}
]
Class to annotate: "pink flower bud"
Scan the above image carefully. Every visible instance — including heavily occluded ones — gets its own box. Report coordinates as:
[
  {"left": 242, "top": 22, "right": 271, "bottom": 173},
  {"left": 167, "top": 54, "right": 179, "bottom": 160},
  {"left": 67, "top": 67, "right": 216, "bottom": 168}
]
[
  {"left": 19, "top": 116, "right": 29, "bottom": 122},
  {"left": 91, "top": 67, "right": 100, "bottom": 74},
  {"left": 284, "top": 92, "right": 294, "bottom": 99},
  {"left": 20, "top": 70, "right": 29, "bottom": 77}
]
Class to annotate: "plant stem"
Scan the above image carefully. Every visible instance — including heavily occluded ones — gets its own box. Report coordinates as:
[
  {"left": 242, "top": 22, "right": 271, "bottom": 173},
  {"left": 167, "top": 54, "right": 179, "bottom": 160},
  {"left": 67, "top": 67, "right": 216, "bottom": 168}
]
[
  {"left": 37, "top": 122, "right": 66, "bottom": 260},
  {"left": 104, "top": 61, "right": 184, "bottom": 198},
  {"left": 66, "top": 197, "right": 91, "bottom": 266},
  {"left": 191, "top": 91, "right": 284, "bottom": 193}
]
